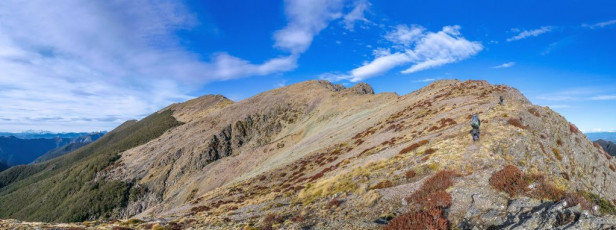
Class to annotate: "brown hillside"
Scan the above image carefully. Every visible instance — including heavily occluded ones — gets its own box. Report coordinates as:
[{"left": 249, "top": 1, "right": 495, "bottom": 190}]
[{"left": 3, "top": 79, "right": 616, "bottom": 229}]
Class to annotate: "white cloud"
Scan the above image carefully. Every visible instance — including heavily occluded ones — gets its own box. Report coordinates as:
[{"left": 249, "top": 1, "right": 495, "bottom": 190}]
[
  {"left": 0, "top": 0, "right": 350, "bottom": 132},
  {"left": 492, "top": 62, "right": 515, "bottom": 68},
  {"left": 274, "top": 0, "right": 345, "bottom": 54},
  {"left": 350, "top": 52, "right": 411, "bottom": 80},
  {"left": 506, "top": 26, "right": 553, "bottom": 42},
  {"left": 343, "top": 0, "right": 371, "bottom": 31},
  {"left": 583, "top": 19, "right": 616, "bottom": 29},
  {"left": 384, "top": 25, "right": 425, "bottom": 47},
  {"left": 590, "top": 95, "right": 616, "bottom": 100},
  {"left": 333, "top": 25, "right": 481, "bottom": 82},
  {"left": 318, "top": 72, "right": 352, "bottom": 82},
  {"left": 204, "top": 53, "right": 298, "bottom": 80}
]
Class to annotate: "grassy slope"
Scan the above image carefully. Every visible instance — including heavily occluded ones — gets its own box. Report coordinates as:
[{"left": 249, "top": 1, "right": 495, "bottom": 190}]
[{"left": 0, "top": 110, "right": 182, "bottom": 222}]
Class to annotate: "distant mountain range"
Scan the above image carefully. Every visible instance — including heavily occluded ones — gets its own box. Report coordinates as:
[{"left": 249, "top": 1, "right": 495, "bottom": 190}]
[
  {"left": 0, "top": 132, "right": 105, "bottom": 170},
  {"left": 585, "top": 132, "right": 616, "bottom": 142},
  {"left": 0, "top": 131, "right": 102, "bottom": 139},
  {"left": 595, "top": 139, "right": 616, "bottom": 157},
  {"left": 33, "top": 133, "right": 106, "bottom": 164}
]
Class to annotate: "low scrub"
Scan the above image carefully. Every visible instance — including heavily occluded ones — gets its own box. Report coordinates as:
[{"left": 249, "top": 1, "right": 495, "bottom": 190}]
[
  {"left": 326, "top": 198, "right": 344, "bottom": 209},
  {"left": 489, "top": 165, "right": 568, "bottom": 201},
  {"left": 399, "top": 140, "right": 429, "bottom": 155},
  {"left": 507, "top": 118, "right": 527, "bottom": 130},
  {"left": 528, "top": 107, "right": 541, "bottom": 117},
  {"left": 405, "top": 170, "right": 416, "bottom": 179},
  {"left": 371, "top": 180, "right": 393, "bottom": 190},
  {"left": 385, "top": 170, "right": 457, "bottom": 230},
  {"left": 489, "top": 165, "right": 527, "bottom": 197}
]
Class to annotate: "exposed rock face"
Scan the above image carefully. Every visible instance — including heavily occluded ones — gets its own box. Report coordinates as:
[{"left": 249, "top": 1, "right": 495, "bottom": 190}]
[
  {"left": 2, "top": 79, "right": 616, "bottom": 229},
  {"left": 487, "top": 199, "right": 616, "bottom": 229},
  {"left": 596, "top": 139, "right": 616, "bottom": 156},
  {"left": 347, "top": 82, "right": 375, "bottom": 95}
]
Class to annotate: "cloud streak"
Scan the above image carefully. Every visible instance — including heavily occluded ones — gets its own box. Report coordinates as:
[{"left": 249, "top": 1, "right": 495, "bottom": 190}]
[
  {"left": 583, "top": 19, "right": 616, "bottom": 29},
  {"left": 492, "top": 62, "right": 515, "bottom": 68},
  {"left": 343, "top": 0, "right": 371, "bottom": 31},
  {"left": 507, "top": 26, "right": 553, "bottom": 42},
  {"left": 321, "top": 25, "right": 482, "bottom": 82}
]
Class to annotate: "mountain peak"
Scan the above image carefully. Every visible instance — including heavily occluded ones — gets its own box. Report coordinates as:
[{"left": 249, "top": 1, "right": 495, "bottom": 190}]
[{"left": 1, "top": 79, "right": 615, "bottom": 229}]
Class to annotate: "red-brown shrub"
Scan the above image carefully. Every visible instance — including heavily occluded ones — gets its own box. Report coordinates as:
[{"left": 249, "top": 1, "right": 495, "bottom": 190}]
[
  {"left": 383, "top": 209, "right": 448, "bottom": 230},
  {"left": 528, "top": 107, "right": 541, "bottom": 117},
  {"left": 610, "top": 164, "right": 616, "bottom": 172},
  {"left": 424, "top": 148, "right": 437, "bottom": 155},
  {"left": 569, "top": 123, "right": 580, "bottom": 134},
  {"left": 405, "top": 170, "right": 457, "bottom": 205},
  {"left": 190, "top": 205, "right": 210, "bottom": 214},
  {"left": 405, "top": 170, "right": 416, "bottom": 179},
  {"left": 371, "top": 180, "right": 394, "bottom": 190},
  {"left": 387, "top": 170, "right": 457, "bottom": 230},
  {"left": 507, "top": 118, "right": 527, "bottom": 129},
  {"left": 360, "top": 146, "right": 376, "bottom": 156},
  {"left": 290, "top": 215, "right": 304, "bottom": 223},
  {"left": 326, "top": 198, "right": 344, "bottom": 209},
  {"left": 354, "top": 139, "right": 364, "bottom": 145},
  {"left": 556, "top": 139, "right": 563, "bottom": 146},
  {"left": 262, "top": 213, "right": 284, "bottom": 230},
  {"left": 489, "top": 165, "right": 527, "bottom": 197},
  {"left": 399, "top": 140, "right": 429, "bottom": 155}
]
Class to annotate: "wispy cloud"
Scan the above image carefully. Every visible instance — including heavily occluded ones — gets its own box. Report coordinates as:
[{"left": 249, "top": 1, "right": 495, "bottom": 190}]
[
  {"left": 590, "top": 95, "right": 616, "bottom": 100},
  {"left": 582, "top": 19, "right": 616, "bottom": 29},
  {"left": 274, "top": 0, "right": 345, "bottom": 54},
  {"left": 492, "top": 62, "right": 515, "bottom": 68},
  {"left": 507, "top": 26, "right": 553, "bottom": 42},
  {"left": 321, "top": 25, "right": 482, "bottom": 82},
  {"left": 343, "top": 0, "right": 371, "bottom": 31},
  {"left": 0, "top": 0, "right": 353, "bottom": 132}
]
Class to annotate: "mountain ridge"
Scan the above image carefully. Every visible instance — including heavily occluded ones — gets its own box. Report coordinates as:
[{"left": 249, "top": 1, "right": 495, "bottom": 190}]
[{"left": 0, "top": 79, "right": 615, "bottom": 229}]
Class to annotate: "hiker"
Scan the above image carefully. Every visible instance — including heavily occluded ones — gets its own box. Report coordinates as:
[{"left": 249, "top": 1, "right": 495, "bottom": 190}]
[
  {"left": 499, "top": 95, "right": 504, "bottom": 105},
  {"left": 470, "top": 114, "right": 481, "bottom": 141}
]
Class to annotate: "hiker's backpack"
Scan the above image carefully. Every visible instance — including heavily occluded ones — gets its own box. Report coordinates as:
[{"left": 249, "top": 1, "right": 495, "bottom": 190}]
[{"left": 471, "top": 114, "right": 480, "bottom": 128}]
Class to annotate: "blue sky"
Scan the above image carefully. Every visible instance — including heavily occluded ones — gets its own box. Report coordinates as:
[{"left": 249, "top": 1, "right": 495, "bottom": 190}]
[{"left": 0, "top": 0, "right": 614, "bottom": 132}]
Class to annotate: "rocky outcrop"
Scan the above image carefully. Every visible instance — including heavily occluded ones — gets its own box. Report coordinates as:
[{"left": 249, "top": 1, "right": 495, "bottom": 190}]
[
  {"left": 346, "top": 82, "right": 375, "bottom": 95},
  {"left": 486, "top": 199, "right": 616, "bottom": 229}
]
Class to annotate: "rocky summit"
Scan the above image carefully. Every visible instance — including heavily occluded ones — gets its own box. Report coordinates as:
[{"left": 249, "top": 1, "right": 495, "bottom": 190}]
[{"left": 1, "top": 80, "right": 615, "bottom": 229}]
